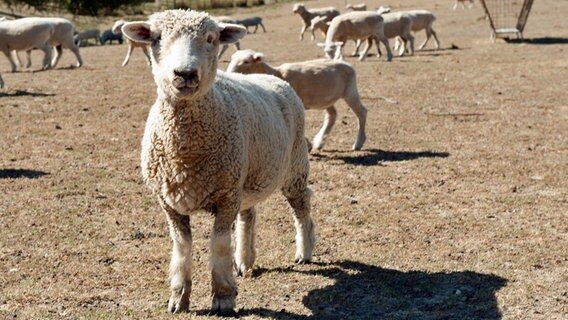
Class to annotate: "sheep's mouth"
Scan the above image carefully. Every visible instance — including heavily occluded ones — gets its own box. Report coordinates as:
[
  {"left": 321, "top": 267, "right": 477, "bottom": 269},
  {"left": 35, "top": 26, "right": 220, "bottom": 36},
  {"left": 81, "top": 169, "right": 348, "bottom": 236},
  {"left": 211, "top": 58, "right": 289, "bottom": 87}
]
[{"left": 171, "top": 84, "right": 199, "bottom": 98}]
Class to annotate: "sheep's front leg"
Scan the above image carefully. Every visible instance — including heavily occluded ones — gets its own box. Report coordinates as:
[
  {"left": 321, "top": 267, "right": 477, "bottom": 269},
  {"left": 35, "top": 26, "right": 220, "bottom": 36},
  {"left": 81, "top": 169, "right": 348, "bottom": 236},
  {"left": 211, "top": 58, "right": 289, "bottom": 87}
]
[
  {"left": 358, "top": 38, "right": 373, "bottom": 61},
  {"left": 161, "top": 202, "right": 193, "bottom": 313},
  {"left": 234, "top": 207, "right": 257, "bottom": 276},
  {"left": 284, "top": 183, "right": 315, "bottom": 263},
  {"left": 2, "top": 50, "right": 18, "bottom": 73},
  {"left": 299, "top": 25, "right": 307, "bottom": 40},
  {"left": 211, "top": 198, "right": 240, "bottom": 315},
  {"left": 312, "top": 106, "right": 337, "bottom": 150}
]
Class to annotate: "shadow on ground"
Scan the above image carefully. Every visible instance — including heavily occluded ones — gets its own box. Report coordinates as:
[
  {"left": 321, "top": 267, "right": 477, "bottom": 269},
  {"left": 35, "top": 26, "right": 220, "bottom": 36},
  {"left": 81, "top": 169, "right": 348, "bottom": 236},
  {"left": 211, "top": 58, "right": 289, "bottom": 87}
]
[
  {"left": 312, "top": 148, "right": 449, "bottom": 166},
  {"left": 0, "top": 169, "right": 49, "bottom": 179},
  {"left": 0, "top": 90, "right": 55, "bottom": 97},
  {"left": 237, "top": 260, "right": 507, "bottom": 319},
  {"left": 504, "top": 37, "right": 568, "bottom": 45}
]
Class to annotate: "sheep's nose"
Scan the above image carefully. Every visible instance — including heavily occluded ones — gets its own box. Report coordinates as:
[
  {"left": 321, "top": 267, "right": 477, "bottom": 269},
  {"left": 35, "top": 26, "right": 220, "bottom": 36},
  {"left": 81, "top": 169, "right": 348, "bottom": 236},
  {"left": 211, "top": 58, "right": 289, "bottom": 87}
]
[{"left": 172, "top": 69, "right": 199, "bottom": 88}]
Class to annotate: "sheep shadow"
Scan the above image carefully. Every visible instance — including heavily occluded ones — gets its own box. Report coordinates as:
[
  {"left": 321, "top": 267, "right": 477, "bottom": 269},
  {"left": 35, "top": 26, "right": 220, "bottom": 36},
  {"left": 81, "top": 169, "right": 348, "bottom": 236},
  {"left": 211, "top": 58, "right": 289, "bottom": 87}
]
[
  {"left": 0, "top": 169, "right": 49, "bottom": 179},
  {"left": 239, "top": 260, "right": 507, "bottom": 319},
  {"left": 311, "top": 148, "right": 449, "bottom": 166},
  {"left": 0, "top": 90, "right": 55, "bottom": 97},
  {"left": 503, "top": 37, "right": 568, "bottom": 45}
]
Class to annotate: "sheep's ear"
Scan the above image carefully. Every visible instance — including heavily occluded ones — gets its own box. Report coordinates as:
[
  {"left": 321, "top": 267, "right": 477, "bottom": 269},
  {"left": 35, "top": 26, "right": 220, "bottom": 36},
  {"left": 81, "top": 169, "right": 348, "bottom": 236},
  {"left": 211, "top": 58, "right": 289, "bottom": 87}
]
[
  {"left": 218, "top": 23, "right": 247, "bottom": 44},
  {"left": 252, "top": 52, "right": 264, "bottom": 62},
  {"left": 122, "top": 21, "right": 152, "bottom": 44},
  {"left": 316, "top": 42, "right": 326, "bottom": 47}
]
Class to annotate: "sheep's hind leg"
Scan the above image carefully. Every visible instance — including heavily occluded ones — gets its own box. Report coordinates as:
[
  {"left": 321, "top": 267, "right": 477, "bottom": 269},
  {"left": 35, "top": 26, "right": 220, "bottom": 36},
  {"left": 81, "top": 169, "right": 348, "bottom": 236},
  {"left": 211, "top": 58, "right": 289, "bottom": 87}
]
[
  {"left": 234, "top": 207, "right": 257, "bottom": 276},
  {"left": 343, "top": 86, "right": 367, "bottom": 150},
  {"left": 282, "top": 154, "right": 315, "bottom": 263},
  {"left": 312, "top": 106, "right": 337, "bottom": 150},
  {"left": 161, "top": 199, "right": 193, "bottom": 313},
  {"left": 50, "top": 45, "right": 63, "bottom": 68},
  {"left": 2, "top": 50, "right": 18, "bottom": 72},
  {"left": 210, "top": 197, "right": 240, "bottom": 315}
]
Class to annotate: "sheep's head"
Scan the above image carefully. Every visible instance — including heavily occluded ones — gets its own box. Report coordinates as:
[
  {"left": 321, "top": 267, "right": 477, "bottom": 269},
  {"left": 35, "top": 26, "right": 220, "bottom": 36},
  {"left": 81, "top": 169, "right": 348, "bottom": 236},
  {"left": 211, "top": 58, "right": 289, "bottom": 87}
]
[
  {"left": 226, "top": 49, "right": 265, "bottom": 74},
  {"left": 112, "top": 20, "right": 126, "bottom": 34},
  {"left": 122, "top": 10, "right": 246, "bottom": 101},
  {"left": 292, "top": 3, "right": 305, "bottom": 13}
]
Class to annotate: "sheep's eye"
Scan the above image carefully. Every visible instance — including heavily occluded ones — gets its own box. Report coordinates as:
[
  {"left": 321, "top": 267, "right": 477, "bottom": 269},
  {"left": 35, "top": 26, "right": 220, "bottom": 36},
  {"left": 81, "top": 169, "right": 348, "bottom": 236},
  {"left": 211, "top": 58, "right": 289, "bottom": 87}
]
[
  {"left": 206, "top": 34, "right": 214, "bottom": 44},
  {"left": 152, "top": 35, "right": 161, "bottom": 46}
]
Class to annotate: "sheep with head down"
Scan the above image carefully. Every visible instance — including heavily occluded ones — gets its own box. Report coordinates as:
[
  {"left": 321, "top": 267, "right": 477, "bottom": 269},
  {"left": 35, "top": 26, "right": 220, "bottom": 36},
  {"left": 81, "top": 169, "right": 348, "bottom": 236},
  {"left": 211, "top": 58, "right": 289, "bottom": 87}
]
[{"left": 121, "top": 9, "right": 315, "bottom": 315}]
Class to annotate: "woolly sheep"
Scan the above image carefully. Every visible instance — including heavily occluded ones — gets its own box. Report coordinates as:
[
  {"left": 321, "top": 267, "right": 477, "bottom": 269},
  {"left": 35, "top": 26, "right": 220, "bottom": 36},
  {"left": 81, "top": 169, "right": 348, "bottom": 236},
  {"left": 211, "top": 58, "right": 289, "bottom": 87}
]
[
  {"left": 346, "top": 3, "right": 367, "bottom": 11},
  {"left": 0, "top": 18, "right": 54, "bottom": 72},
  {"left": 227, "top": 49, "right": 367, "bottom": 150},
  {"left": 235, "top": 16, "right": 266, "bottom": 33},
  {"left": 121, "top": 10, "right": 314, "bottom": 315},
  {"left": 211, "top": 16, "right": 241, "bottom": 58},
  {"left": 292, "top": 3, "right": 340, "bottom": 41},
  {"left": 454, "top": 0, "right": 474, "bottom": 10},
  {"left": 112, "top": 20, "right": 151, "bottom": 67},
  {"left": 318, "top": 11, "right": 393, "bottom": 62},
  {"left": 400, "top": 10, "right": 440, "bottom": 51},
  {"left": 377, "top": 12, "right": 415, "bottom": 57},
  {"left": 99, "top": 29, "right": 123, "bottom": 45},
  {"left": 73, "top": 28, "right": 100, "bottom": 46}
]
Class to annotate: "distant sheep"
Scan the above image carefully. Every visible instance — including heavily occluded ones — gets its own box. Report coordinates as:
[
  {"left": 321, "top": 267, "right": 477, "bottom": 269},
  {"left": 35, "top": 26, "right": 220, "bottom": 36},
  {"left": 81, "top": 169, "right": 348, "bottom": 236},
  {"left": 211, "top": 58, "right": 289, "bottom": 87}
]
[
  {"left": 235, "top": 16, "right": 266, "bottom": 33},
  {"left": 346, "top": 3, "right": 367, "bottom": 11},
  {"left": 73, "top": 28, "right": 100, "bottom": 46},
  {"left": 121, "top": 10, "right": 314, "bottom": 315},
  {"left": 400, "top": 10, "right": 439, "bottom": 51},
  {"left": 0, "top": 18, "right": 54, "bottom": 72},
  {"left": 113, "top": 20, "right": 150, "bottom": 67},
  {"left": 99, "top": 29, "right": 123, "bottom": 45},
  {"left": 293, "top": 3, "right": 340, "bottom": 40},
  {"left": 228, "top": 49, "right": 368, "bottom": 150},
  {"left": 378, "top": 12, "right": 415, "bottom": 56},
  {"left": 319, "top": 11, "right": 393, "bottom": 62}
]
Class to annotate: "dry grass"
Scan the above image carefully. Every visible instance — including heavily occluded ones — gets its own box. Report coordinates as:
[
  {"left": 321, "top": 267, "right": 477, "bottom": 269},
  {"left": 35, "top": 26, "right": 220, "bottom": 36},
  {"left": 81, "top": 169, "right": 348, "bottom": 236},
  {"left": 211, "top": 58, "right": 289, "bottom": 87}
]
[{"left": 1, "top": 0, "right": 567, "bottom": 319}]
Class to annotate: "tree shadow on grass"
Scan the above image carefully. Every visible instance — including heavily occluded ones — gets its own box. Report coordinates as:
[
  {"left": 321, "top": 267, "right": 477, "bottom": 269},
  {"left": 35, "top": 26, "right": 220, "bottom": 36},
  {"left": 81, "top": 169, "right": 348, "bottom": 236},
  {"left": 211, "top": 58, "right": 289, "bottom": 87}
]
[
  {"left": 0, "top": 90, "right": 55, "bottom": 97},
  {"left": 311, "top": 148, "right": 449, "bottom": 166},
  {"left": 239, "top": 260, "right": 507, "bottom": 319},
  {"left": 0, "top": 169, "right": 49, "bottom": 179}
]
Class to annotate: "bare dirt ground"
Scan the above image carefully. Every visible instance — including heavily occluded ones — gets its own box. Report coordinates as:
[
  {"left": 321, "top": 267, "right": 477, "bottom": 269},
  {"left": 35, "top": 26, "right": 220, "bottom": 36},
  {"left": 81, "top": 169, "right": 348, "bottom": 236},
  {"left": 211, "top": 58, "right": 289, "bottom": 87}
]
[{"left": 1, "top": 0, "right": 567, "bottom": 319}]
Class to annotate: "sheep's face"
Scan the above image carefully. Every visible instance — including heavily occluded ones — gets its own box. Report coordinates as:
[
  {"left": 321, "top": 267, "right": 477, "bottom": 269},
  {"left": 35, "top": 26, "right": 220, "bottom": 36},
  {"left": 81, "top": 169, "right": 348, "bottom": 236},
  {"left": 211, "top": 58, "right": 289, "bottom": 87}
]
[
  {"left": 226, "top": 50, "right": 265, "bottom": 74},
  {"left": 292, "top": 4, "right": 304, "bottom": 13},
  {"left": 122, "top": 10, "right": 246, "bottom": 101}
]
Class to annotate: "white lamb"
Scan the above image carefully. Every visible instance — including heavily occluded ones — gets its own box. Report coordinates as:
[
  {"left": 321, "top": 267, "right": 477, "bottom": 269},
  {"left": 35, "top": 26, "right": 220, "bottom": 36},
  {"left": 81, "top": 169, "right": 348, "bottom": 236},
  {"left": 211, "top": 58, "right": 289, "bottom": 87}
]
[
  {"left": 113, "top": 20, "right": 151, "bottom": 67},
  {"left": 227, "top": 49, "right": 367, "bottom": 150},
  {"left": 9, "top": 17, "right": 83, "bottom": 70},
  {"left": 346, "top": 3, "right": 367, "bottom": 11},
  {"left": 122, "top": 9, "right": 314, "bottom": 315},
  {"left": 292, "top": 3, "right": 340, "bottom": 41},
  {"left": 0, "top": 18, "right": 54, "bottom": 72},
  {"left": 402, "top": 10, "right": 440, "bottom": 51},
  {"left": 318, "top": 11, "right": 393, "bottom": 62},
  {"left": 454, "top": 0, "right": 474, "bottom": 10},
  {"left": 377, "top": 12, "right": 415, "bottom": 57},
  {"left": 73, "top": 28, "right": 101, "bottom": 46}
]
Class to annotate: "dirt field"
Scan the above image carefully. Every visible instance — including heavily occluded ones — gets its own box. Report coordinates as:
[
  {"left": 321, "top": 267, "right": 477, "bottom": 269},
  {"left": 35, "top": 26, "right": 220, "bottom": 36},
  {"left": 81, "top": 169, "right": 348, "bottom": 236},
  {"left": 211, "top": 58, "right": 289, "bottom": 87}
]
[{"left": 1, "top": 0, "right": 567, "bottom": 319}]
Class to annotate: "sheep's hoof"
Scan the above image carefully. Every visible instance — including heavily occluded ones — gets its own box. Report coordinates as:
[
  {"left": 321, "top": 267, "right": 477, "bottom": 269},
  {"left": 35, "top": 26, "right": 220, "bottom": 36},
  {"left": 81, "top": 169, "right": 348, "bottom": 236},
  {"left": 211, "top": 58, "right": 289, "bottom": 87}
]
[
  {"left": 168, "top": 292, "right": 190, "bottom": 313},
  {"left": 295, "top": 256, "right": 312, "bottom": 264},
  {"left": 211, "top": 294, "right": 236, "bottom": 316},
  {"left": 235, "top": 263, "right": 254, "bottom": 278}
]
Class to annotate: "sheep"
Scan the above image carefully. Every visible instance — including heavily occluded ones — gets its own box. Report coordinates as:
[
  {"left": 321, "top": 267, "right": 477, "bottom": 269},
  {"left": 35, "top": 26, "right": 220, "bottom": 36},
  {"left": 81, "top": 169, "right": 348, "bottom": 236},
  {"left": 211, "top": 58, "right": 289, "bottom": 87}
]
[
  {"left": 292, "top": 3, "right": 340, "bottom": 41},
  {"left": 121, "top": 9, "right": 314, "bottom": 315},
  {"left": 235, "top": 16, "right": 266, "bottom": 33},
  {"left": 9, "top": 17, "right": 83, "bottom": 70},
  {"left": 318, "top": 11, "right": 393, "bottom": 62},
  {"left": 346, "top": 3, "right": 367, "bottom": 11},
  {"left": 112, "top": 20, "right": 151, "bottom": 67},
  {"left": 99, "top": 28, "right": 123, "bottom": 45},
  {"left": 227, "top": 49, "right": 367, "bottom": 150},
  {"left": 0, "top": 18, "right": 54, "bottom": 72},
  {"left": 399, "top": 10, "right": 440, "bottom": 51},
  {"left": 376, "top": 12, "right": 415, "bottom": 57},
  {"left": 454, "top": 0, "right": 474, "bottom": 10},
  {"left": 211, "top": 16, "right": 241, "bottom": 58},
  {"left": 73, "top": 28, "right": 100, "bottom": 46}
]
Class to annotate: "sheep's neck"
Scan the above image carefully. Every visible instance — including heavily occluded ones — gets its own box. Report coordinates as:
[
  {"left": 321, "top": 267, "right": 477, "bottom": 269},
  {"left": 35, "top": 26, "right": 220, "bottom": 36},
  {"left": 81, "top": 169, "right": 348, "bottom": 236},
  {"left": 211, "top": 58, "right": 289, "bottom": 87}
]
[{"left": 260, "top": 63, "right": 283, "bottom": 79}]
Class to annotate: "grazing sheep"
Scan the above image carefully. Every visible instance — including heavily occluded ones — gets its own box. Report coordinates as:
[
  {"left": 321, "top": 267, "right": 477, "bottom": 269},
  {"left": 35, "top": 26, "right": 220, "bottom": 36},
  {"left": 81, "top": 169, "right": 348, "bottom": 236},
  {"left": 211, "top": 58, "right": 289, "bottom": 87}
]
[
  {"left": 0, "top": 18, "right": 54, "bottom": 72},
  {"left": 346, "top": 3, "right": 367, "bottom": 11},
  {"left": 454, "top": 0, "right": 474, "bottom": 10},
  {"left": 122, "top": 10, "right": 314, "bottom": 314},
  {"left": 235, "top": 16, "right": 266, "bottom": 33},
  {"left": 212, "top": 16, "right": 241, "bottom": 58},
  {"left": 396, "top": 10, "right": 440, "bottom": 51},
  {"left": 292, "top": 3, "right": 340, "bottom": 41},
  {"left": 112, "top": 20, "right": 151, "bottom": 67},
  {"left": 227, "top": 49, "right": 367, "bottom": 150},
  {"left": 73, "top": 28, "right": 100, "bottom": 46},
  {"left": 376, "top": 12, "right": 415, "bottom": 57},
  {"left": 318, "top": 11, "right": 393, "bottom": 62},
  {"left": 99, "top": 28, "right": 123, "bottom": 45}
]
